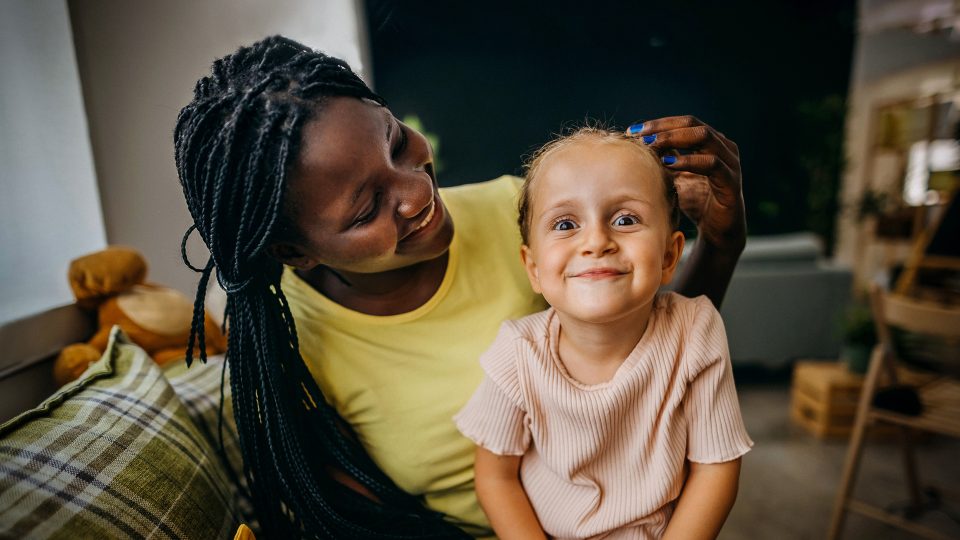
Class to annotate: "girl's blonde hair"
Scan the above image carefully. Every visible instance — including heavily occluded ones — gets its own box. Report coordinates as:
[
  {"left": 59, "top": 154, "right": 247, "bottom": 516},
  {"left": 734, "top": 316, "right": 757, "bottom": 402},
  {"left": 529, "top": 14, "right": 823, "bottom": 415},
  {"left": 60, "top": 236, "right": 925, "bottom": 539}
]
[{"left": 518, "top": 126, "right": 680, "bottom": 244}]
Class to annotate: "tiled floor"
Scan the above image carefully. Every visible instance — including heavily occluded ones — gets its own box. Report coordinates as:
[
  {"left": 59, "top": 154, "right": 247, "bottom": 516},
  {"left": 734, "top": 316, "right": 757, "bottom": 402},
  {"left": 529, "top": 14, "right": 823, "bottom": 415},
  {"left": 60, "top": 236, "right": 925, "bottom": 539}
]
[{"left": 721, "top": 380, "right": 960, "bottom": 539}]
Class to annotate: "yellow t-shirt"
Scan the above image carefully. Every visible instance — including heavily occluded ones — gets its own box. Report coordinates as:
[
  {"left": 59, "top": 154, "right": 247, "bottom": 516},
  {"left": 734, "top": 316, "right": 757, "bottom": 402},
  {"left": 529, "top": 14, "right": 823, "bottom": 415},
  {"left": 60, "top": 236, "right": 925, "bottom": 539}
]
[{"left": 281, "top": 175, "right": 547, "bottom": 536}]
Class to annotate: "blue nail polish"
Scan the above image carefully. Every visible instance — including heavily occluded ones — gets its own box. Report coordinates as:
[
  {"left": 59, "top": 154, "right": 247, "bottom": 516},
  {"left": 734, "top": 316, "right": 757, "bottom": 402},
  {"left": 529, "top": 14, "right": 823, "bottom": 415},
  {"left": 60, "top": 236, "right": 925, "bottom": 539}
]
[
  {"left": 642, "top": 134, "right": 657, "bottom": 144},
  {"left": 627, "top": 123, "right": 644, "bottom": 135},
  {"left": 662, "top": 155, "right": 677, "bottom": 165}
]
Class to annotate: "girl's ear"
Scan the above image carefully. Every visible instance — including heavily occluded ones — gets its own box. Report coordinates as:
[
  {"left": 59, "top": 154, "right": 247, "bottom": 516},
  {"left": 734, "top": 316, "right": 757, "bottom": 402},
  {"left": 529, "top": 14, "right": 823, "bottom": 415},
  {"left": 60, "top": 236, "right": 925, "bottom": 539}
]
[
  {"left": 660, "top": 231, "right": 685, "bottom": 285},
  {"left": 266, "top": 242, "right": 318, "bottom": 270},
  {"left": 519, "top": 245, "right": 542, "bottom": 294}
]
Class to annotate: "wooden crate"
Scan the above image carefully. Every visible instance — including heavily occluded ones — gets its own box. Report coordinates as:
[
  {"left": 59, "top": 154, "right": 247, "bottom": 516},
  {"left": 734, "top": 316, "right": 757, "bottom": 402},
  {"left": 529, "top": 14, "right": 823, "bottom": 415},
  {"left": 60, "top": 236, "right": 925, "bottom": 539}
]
[
  {"left": 791, "top": 360, "right": 866, "bottom": 439},
  {"left": 791, "top": 360, "right": 933, "bottom": 439}
]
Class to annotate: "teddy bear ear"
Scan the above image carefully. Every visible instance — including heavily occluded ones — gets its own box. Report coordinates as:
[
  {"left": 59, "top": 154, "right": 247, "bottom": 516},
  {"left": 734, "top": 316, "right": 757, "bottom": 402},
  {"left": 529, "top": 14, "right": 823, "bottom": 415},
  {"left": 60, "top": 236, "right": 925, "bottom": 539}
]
[{"left": 68, "top": 246, "right": 148, "bottom": 308}]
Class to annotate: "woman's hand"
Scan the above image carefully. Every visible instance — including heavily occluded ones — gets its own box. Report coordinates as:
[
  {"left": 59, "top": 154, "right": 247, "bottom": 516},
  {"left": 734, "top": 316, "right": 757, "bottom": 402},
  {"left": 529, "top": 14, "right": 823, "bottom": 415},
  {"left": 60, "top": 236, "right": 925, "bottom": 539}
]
[
  {"left": 628, "top": 116, "right": 746, "bottom": 252},
  {"left": 628, "top": 116, "right": 746, "bottom": 308}
]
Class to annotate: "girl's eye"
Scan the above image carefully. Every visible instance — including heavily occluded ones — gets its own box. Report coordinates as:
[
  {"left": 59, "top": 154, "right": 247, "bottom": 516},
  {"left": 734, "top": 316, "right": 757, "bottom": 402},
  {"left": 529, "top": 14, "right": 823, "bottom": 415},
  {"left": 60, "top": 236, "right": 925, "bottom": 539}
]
[
  {"left": 354, "top": 193, "right": 381, "bottom": 227},
  {"left": 392, "top": 122, "right": 408, "bottom": 158},
  {"left": 552, "top": 219, "right": 578, "bottom": 231},
  {"left": 613, "top": 214, "right": 640, "bottom": 227}
]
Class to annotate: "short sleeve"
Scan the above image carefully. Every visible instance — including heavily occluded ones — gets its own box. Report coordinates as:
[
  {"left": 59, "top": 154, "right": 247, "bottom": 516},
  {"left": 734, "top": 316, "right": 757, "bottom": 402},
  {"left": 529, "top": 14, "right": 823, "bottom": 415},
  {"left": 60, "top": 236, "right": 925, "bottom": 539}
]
[
  {"left": 453, "top": 321, "right": 530, "bottom": 456},
  {"left": 683, "top": 299, "right": 754, "bottom": 463}
]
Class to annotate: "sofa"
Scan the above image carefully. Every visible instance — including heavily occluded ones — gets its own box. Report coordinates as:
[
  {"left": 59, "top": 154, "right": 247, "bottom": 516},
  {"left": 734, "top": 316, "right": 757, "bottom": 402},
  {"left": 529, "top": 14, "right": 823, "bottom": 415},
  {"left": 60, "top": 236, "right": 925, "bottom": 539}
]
[
  {"left": 0, "top": 327, "right": 251, "bottom": 539},
  {"left": 712, "top": 232, "right": 853, "bottom": 368}
]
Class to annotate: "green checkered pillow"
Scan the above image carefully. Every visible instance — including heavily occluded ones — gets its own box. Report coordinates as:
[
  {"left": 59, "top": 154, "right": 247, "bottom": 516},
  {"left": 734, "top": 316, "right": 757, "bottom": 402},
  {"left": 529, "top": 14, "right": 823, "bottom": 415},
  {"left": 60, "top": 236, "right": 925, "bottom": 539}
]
[
  {"left": 0, "top": 327, "right": 241, "bottom": 539},
  {"left": 163, "top": 352, "right": 254, "bottom": 529}
]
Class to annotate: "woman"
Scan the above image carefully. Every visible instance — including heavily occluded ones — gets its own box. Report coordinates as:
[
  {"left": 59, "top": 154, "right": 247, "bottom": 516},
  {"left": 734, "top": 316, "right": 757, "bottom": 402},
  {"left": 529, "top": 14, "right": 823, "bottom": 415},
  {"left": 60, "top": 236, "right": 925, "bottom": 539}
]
[{"left": 175, "top": 36, "right": 745, "bottom": 539}]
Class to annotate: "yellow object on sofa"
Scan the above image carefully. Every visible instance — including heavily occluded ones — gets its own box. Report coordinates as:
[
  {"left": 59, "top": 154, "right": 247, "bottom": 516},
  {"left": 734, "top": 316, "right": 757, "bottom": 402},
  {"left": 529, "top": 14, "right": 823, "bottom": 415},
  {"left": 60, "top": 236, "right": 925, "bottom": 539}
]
[{"left": 53, "top": 246, "right": 227, "bottom": 386}]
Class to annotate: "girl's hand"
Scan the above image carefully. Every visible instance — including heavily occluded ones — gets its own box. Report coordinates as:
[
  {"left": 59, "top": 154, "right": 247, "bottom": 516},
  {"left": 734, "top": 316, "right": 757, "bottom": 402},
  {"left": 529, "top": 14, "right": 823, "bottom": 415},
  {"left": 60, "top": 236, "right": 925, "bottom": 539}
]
[{"left": 627, "top": 116, "right": 746, "bottom": 252}]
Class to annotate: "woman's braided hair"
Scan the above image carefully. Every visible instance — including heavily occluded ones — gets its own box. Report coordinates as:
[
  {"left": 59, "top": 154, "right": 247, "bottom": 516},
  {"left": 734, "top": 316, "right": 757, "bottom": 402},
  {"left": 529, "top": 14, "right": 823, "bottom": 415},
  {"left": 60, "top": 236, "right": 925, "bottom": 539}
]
[{"left": 174, "top": 36, "right": 469, "bottom": 539}]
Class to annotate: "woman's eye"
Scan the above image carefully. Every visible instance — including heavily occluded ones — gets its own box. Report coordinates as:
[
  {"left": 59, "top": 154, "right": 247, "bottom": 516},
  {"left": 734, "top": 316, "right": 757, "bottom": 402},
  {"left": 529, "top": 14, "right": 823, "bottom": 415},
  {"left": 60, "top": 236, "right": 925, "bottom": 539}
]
[
  {"left": 354, "top": 193, "right": 381, "bottom": 227},
  {"left": 613, "top": 215, "right": 640, "bottom": 227},
  {"left": 552, "top": 219, "right": 577, "bottom": 231},
  {"left": 392, "top": 122, "right": 408, "bottom": 158}
]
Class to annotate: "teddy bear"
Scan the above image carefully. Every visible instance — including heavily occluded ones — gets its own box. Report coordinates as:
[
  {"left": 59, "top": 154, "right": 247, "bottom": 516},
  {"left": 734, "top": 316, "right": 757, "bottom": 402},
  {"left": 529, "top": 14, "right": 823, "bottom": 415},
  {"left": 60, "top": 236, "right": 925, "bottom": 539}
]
[{"left": 53, "top": 246, "right": 227, "bottom": 387}]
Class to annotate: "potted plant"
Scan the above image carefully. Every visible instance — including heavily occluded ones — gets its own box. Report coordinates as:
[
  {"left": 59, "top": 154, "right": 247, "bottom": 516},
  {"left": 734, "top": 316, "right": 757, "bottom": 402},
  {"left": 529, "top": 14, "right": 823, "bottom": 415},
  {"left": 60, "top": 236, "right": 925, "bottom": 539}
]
[{"left": 839, "top": 304, "right": 877, "bottom": 374}]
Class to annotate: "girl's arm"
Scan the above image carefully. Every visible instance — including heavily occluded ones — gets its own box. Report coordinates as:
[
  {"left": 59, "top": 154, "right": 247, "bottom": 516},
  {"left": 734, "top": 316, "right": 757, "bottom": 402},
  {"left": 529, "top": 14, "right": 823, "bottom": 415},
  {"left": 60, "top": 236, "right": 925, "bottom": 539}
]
[
  {"left": 474, "top": 446, "right": 547, "bottom": 540},
  {"left": 662, "top": 459, "right": 742, "bottom": 540}
]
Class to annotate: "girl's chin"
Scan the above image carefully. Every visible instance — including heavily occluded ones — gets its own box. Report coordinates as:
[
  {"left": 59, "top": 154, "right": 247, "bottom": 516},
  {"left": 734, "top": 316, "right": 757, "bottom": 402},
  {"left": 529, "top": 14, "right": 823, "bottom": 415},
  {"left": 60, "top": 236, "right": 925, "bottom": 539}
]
[{"left": 554, "top": 300, "right": 651, "bottom": 326}]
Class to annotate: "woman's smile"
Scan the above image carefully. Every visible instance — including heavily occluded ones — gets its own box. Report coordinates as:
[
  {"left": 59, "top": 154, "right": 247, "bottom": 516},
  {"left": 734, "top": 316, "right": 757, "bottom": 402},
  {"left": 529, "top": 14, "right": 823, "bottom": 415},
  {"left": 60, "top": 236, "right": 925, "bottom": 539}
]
[{"left": 399, "top": 191, "right": 443, "bottom": 247}]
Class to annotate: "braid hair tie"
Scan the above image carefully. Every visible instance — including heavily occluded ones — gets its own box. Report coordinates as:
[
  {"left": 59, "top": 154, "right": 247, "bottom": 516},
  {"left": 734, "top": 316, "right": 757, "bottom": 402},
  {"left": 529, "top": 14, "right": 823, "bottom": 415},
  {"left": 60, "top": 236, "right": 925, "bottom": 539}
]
[
  {"left": 180, "top": 224, "right": 209, "bottom": 272},
  {"left": 216, "top": 267, "right": 254, "bottom": 294}
]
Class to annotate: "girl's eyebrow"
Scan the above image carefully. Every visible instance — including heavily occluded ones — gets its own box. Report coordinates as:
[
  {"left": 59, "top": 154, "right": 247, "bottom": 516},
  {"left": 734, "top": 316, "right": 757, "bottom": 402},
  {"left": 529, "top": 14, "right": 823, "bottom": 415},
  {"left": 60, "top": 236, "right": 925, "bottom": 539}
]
[
  {"left": 543, "top": 198, "right": 578, "bottom": 211},
  {"left": 607, "top": 192, "right": 655, "bottom": 206}
]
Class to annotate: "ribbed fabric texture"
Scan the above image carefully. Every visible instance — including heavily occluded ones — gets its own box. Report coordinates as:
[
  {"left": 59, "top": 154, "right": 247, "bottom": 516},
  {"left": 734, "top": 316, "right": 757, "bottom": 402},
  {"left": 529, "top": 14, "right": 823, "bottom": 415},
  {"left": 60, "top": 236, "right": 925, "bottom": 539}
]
[{"left": 454, "top": 292, "right": 753, "bottom": 540}]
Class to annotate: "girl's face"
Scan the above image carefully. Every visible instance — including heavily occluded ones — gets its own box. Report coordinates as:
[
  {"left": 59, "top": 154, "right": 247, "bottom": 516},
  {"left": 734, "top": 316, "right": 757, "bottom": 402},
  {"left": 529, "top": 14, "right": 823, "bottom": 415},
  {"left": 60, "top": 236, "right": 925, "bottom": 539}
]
[
  {"left": 520, "top": 138, "right": 684, "bottom": 325},
  {"left": 271, "top": 97, "right": 454, "bottom": 274}
]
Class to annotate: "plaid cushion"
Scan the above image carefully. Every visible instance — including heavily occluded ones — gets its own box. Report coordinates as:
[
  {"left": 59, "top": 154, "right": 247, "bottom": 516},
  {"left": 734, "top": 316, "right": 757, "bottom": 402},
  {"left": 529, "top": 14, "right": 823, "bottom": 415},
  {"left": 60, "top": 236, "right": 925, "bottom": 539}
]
[
  {"left": 163, "top": 355, "right": 255, "bottom": 530},
  {"left": 0, "top": 327, "right": 240, "bottom": 539}
]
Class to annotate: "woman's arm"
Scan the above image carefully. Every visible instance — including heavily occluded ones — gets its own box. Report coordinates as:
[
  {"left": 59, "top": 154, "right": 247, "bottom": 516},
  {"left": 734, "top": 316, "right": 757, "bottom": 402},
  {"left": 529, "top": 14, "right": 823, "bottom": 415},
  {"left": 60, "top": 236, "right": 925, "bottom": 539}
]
[
  {"left": 474, "top": 446, "right": 547, "bottom": 540},
  {"left": 672, "top": 238, "right": 743, "bottom": 312},
  {"left": 628, "top": 116, "right": 746, "bottom": 308},
  {"left": 662, "top": 459, "right": 742, "bottom": 540}
]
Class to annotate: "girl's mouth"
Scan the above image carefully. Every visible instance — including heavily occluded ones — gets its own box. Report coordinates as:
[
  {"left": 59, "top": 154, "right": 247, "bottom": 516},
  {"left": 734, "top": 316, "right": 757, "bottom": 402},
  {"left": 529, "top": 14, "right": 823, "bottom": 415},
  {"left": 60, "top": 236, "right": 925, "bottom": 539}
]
[{"left": 570, "top": 267, "right": 628, "bottom": 279}]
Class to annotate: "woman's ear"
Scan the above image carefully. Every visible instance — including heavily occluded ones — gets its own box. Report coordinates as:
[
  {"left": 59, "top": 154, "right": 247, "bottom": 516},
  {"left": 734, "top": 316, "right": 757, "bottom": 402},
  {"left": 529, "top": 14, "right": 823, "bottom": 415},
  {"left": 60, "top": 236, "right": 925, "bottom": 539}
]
[
  {"left": 660, "top": 231, "right": 685, "bottom": 285},
  {"left": 519, "top": 245, "right": 542, "bottom": 294},
  {"left": 266, "top": 242, "right": 317, "bottom": 270}
]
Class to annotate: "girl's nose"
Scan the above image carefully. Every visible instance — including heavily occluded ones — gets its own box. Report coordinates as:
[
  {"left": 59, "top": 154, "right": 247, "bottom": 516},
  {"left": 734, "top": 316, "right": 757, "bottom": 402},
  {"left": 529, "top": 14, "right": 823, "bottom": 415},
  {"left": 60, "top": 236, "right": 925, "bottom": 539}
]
[{"left": 581, "top": 224, "right": 618, "bottom": 256}]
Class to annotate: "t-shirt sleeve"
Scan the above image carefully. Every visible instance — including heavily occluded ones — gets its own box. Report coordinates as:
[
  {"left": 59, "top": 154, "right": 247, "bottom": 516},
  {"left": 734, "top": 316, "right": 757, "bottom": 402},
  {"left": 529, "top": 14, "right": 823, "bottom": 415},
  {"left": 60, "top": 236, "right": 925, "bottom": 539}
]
[
  {"left": 453, "top": 322, "right": 530, "bottom": 456},
  {"left": 683, "top": 297, "right": 754, "bottom": 463}
]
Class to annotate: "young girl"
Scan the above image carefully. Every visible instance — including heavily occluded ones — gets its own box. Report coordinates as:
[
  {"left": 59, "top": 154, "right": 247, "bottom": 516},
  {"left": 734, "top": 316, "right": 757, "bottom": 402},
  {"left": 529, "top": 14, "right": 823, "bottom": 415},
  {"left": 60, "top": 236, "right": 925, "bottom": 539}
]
[{"left": 455, "top": 128, "right": 753, "bottom": 540}]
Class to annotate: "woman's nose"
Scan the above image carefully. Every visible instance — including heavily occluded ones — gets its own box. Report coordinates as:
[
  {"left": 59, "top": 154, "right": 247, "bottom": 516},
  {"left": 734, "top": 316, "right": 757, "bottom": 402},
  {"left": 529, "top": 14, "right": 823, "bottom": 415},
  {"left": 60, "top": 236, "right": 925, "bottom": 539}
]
[{"left": 395, "top": 170, "right": 432, "bottom": 219}]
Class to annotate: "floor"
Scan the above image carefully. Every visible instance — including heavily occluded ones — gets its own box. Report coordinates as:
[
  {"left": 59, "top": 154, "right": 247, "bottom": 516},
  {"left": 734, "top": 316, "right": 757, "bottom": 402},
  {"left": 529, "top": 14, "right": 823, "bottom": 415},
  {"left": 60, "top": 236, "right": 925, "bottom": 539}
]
[{"left": 721, "top": 373, "right": 960, "bottom": 540}]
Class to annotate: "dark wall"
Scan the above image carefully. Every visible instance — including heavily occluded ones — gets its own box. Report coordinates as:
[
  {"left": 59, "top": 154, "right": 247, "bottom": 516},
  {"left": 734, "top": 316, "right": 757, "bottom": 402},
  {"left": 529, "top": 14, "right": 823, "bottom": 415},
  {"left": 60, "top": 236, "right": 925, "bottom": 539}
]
[{"left": 365, "top": 0, "right": 855, "bottom": 240}]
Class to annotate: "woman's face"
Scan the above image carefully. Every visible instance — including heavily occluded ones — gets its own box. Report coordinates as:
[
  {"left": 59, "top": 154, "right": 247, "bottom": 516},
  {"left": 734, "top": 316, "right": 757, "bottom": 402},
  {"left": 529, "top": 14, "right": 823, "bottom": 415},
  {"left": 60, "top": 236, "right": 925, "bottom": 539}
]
[{"left": 273, "top": 97, "right": 454, "bottom": 274}]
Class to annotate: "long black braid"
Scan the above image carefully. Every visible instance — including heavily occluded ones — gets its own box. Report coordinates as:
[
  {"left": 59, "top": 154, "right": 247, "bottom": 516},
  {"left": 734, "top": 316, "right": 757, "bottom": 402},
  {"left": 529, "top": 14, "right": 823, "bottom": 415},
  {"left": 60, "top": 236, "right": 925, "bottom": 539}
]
[{"left": 174, "top": 36, "right": 470, "bottom": 539}]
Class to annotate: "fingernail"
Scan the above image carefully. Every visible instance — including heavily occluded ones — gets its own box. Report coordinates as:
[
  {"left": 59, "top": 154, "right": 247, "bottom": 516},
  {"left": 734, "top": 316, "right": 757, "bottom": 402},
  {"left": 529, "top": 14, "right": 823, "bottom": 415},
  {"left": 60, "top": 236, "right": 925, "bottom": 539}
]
[
  {"left": 627, "top": 123, "right": 644, "bottom": 135},
  {"left": 642, "top": 134, "right": 657, "bottom": 144},
  {"left": 662, "top": 155, "right": 677, "bottom": 165}
]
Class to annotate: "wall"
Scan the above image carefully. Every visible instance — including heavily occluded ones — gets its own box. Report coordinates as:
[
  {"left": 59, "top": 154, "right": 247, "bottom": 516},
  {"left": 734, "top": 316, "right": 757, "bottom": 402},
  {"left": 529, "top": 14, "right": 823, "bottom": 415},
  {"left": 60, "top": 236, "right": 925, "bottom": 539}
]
[
  {"left": 834, "top": 0, "right": 960, "bottom": 286},
  {"left": 834, "top": 61, "right": 959, "bottom": 286},
  {"left": 69, "top": 0, "right": 369, "bottom": 297},
  {"left": 0, "top": 0, "right": 106, "bottom": 324}
]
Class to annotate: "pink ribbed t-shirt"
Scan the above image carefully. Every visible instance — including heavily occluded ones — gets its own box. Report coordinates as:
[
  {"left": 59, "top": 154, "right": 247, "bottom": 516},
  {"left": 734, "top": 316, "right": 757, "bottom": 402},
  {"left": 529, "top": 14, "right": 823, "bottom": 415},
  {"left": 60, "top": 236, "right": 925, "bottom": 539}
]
[{"left": 454, "top": 292, "right": 753, "bottom": 540}]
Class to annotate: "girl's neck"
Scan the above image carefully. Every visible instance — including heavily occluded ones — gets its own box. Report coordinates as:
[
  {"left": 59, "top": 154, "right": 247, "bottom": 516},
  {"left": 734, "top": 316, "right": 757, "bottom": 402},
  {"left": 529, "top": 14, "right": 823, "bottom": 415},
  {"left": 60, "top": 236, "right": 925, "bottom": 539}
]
[
  {"left": 295, "top": 252, "right": 448, "bottom": 316},
  {"left": 556, "top": 303, "right": 654, "bottom": 385}
]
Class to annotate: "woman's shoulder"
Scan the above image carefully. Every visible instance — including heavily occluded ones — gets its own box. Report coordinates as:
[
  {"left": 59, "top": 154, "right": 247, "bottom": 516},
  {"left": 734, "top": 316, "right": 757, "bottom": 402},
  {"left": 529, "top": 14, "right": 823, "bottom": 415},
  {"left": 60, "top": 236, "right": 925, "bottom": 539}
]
[
  {"left": 440, "top": 176, "right": 527, "bottom": 270},
  {"left": 439, "top": 175, "right": 523, "bottom": 216}
]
